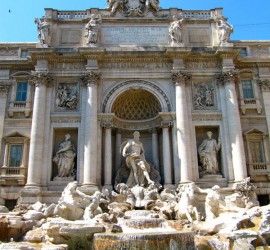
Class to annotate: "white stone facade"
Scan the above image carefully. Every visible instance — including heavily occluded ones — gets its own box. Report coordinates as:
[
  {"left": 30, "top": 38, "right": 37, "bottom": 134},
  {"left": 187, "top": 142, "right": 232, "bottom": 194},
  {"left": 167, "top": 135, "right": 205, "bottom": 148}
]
[{"left": 0, "top": 2, "right": 270, "bottom": 207}]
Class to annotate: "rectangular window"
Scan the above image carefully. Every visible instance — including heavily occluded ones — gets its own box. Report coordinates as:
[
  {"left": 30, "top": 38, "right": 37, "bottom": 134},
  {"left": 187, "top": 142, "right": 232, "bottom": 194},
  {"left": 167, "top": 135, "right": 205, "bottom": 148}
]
[
  {"left": 242, "top": 80, "right": 254, "bottom": 99},
  {"left": 9, "top": 145, "right": 23, "bottom": 167},
  {"left": 239, "top": 48, "right": 248, "bottom": 57},
  {"left": 250, "top": 141, "right": 264, "bottom": 163},
  {"left": 16, "top": 82, "right": 28, "bottom": 102}
]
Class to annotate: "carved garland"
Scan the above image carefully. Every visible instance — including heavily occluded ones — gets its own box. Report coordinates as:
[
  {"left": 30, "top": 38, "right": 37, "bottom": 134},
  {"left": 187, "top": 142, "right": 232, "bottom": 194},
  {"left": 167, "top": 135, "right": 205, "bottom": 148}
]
[{"left": 103, "top": 79, "right": 171, "bottom": 112}]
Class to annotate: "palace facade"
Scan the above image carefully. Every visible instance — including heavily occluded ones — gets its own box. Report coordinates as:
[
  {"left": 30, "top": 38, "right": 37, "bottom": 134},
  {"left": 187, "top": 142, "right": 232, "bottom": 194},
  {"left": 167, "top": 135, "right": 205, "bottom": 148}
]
[{"left": 0, "top": 1, "right": 270, "bottom": 208}]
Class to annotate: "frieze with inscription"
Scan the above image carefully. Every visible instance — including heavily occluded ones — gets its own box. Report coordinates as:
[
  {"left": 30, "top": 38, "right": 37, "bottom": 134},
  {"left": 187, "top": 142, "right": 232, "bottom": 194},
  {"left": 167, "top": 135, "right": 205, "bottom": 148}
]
[
  {"left": 100, "top": 61, "right": 172, "bottom": 70},
  {"left": 49, "top": 63, "right": 85, "bottom": 71},
  {"left": 186, "top": 61, "right": 222, "bottom": 69}
]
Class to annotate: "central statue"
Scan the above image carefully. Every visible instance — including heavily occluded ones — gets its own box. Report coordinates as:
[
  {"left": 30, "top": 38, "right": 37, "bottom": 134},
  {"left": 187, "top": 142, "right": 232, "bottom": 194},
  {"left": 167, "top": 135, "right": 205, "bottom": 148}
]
[{"left": 121, "top": 131, "right": 154, "bottom": 188}]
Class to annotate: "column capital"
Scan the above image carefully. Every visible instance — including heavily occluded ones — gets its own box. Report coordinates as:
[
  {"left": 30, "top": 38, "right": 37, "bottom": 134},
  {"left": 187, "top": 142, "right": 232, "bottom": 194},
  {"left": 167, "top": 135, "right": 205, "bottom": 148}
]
[
  {"left": 161, "top": 121, "right": 172, "bottom": 128},
  {"left": 257, "top": 78, "right": 270, "bottom": 92},
  {"left": 82, "top": 71, "right": 101, "bottom": 86},
  {"left": 31, "top": 72, "right": 54, "bottom": 87},
  {"left": 171, "top": 71, "right": 191, "bottom": 86},
  {"left": 217, "top": 70, "right": 239, "bottom": 86},
  {"left": 102, "top": 121, "right": 113, "bottom": 129}
]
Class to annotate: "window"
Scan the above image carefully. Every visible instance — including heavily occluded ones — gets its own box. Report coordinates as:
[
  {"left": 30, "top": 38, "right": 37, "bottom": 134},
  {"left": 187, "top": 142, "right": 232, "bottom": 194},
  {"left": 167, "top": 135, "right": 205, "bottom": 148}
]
[
  {"left": 9, "top": 145, "right": 23, "bottom": 167},
  {"left": 239, "top": 48, "right": 248, "bottom": 57},
  {"left": 249, "top": 141, "right": 265, "bottom": 163},
  {"left": 242, "top": 80, "right": 254, "bottom": 99},
  {"left": 16, "top": 82, "right": 28, "bottom": 102},
  {"left": 21, "top": 51, "right": 29, "bottom": 58}
]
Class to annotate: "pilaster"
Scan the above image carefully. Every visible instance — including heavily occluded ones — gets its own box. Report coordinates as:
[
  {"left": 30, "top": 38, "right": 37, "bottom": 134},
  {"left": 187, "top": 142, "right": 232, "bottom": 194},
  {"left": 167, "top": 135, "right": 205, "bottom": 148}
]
[{"left": 0, "top": 81, "right": 10, "bottom": 155}]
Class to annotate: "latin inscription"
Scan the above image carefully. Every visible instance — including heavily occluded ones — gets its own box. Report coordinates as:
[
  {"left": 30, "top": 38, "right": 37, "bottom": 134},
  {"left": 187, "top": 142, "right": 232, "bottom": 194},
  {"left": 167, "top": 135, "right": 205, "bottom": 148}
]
[
  {"left": 49, "top": 63, "right": 85, "bottom": 71},
  {"left": 100, "top": 62, "right": 172, "bottom": 70},
  {"left": 101, "top": 26, "right": 168, "bottom": 45},
  {"left": 186, "top": 61, "right": 221, "bottom": 69}
]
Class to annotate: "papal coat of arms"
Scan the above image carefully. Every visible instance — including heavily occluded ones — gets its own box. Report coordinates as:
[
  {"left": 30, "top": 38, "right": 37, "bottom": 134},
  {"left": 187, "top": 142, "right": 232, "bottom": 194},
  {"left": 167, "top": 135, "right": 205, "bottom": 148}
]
[{"left": 106, "top": 0, "right": 160, "bottom": 17}]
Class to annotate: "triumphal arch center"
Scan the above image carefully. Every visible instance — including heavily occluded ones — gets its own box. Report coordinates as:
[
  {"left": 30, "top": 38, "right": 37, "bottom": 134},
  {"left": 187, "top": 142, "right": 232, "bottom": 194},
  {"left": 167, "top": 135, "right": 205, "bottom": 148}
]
[{"left": 0, "top": 0, "right": 270, "bottom": 206}]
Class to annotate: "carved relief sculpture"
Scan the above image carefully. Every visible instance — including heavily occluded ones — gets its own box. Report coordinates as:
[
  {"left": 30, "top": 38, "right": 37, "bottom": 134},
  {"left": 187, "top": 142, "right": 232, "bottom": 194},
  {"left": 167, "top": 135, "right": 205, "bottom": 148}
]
[
  {"left": 193, "top": 83, "right": 215, "bottom": 109},
  {"left": 53, "top": 134, "right": 76, "bottom": 178},
  {"left": 198, "top": 131, "right": 221, "bottom": 176},
  {"left": 169, "top": 15, "right": 184, "bottom": 46},
  {"left": 34, "top": 18, "right": 50, "bottom": 46},
  {"left": 120, "top": 131, "right": 155, "bottom": 188},
  {"left": 85, "top": 14, "right": 102, "bottom": 46},
  {"left": 216, "top": 17, "right": 233, "bottom": 44},
  {"left": 56, "top": 84, "right": 78, "bottom": 110}
]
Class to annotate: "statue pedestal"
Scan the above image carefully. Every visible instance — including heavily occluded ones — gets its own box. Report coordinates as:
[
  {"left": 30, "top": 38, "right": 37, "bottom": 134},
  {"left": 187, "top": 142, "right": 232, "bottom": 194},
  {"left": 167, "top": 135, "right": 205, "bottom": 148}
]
[
  {"left": 196, "top": 175, "right": 227, "bottom": 188},
  {"left": 170, "top": 42, "right": 184, "bottom": 47}
]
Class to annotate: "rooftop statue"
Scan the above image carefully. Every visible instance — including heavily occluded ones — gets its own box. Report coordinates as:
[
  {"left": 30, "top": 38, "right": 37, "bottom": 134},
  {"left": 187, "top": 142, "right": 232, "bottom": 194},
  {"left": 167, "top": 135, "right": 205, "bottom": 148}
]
[
  {"left": 169, "top": 15, "right": 184, "bottom": 46},
  {"left": 216, "top": 16, "right": 234, "bottom": 44},
  {"left": 34, "top": 18, "right": 50, "bottom": 46},
  {"left": 85, "top": 14, "right": 102, "bottom": 46}
]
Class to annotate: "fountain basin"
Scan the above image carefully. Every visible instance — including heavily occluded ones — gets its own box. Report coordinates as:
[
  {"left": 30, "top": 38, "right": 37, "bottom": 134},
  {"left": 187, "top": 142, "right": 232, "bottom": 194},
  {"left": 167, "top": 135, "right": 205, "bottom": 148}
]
[{"left": 93, "top": 231, "right": 195, "bottom": 250}]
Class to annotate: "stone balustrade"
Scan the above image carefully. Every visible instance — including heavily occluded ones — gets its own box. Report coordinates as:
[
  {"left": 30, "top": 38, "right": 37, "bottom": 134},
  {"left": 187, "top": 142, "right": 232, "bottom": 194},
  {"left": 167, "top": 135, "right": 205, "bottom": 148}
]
[
  {"left": 248, "top": 163, "right": 270, "bottom": 175},
  {"left": 57, "top": 11, "right": 87, "bottom": 19}
]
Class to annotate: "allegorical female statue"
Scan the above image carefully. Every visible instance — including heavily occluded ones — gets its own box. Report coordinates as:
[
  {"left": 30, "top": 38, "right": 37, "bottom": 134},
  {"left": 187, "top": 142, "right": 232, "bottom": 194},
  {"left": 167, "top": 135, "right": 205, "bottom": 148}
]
[
  {"left": 53, "top": 134, "right": 76, "bottom": 178},
  {"left": 169, "top": 15, "right": 184, "bottom": 45},
  {"left": 198, "top": 131, "right": 221, "bottom": 175}
]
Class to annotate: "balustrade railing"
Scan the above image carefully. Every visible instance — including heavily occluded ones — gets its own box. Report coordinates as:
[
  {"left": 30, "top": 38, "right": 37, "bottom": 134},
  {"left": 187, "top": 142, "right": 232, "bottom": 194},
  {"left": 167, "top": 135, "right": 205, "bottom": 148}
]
[
  {"left": 248, "top": 163, "right": 270, "bottom": 175},
  {"left": 243, "top": 98, "right": 257, "bottom": 105},
  {"left": 182, "top": 11, "right": 211, "bottom": 19},
  {"left": 57, "top": 11, "right": 87, "bottom": 19},
  {"left": 0, "top": 166, "right": 27, "bottom": 176}
]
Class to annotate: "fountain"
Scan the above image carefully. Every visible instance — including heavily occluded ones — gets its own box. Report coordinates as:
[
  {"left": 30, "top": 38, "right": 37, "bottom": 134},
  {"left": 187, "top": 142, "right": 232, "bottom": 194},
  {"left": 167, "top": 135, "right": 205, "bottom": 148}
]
[{"left": 0, "top": 133, "right": 269, "bottom": 249}]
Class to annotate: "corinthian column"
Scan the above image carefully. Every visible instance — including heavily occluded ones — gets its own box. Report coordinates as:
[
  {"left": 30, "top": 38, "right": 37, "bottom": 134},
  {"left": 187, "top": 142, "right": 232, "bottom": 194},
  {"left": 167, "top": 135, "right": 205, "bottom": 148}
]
[
  {"left": 26, "top": 73, "right": 53, "bottom": 187},
  {"left": 172, "top": 71, "right": 192, "bottom": 183},
  {"left": 219, "top": 70, "right": 247, "bottom": 181},
  {"left": 81, "top": 71, "right": 100, "bottom": 191}
]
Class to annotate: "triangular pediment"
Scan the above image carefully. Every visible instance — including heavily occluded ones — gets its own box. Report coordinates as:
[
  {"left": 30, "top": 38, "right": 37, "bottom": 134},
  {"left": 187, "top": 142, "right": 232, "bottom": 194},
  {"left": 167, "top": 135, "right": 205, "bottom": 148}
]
[{"left": 244, "top": 128, "right": 265, "bottom": 135}]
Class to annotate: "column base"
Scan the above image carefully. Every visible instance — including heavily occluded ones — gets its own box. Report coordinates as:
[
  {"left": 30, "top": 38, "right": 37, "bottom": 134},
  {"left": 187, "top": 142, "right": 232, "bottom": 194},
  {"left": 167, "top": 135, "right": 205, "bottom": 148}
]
[
  {"left": 163, "top": 184, "right": 176, "bottom": 190},
  {"left": 79, "top": 184, "right": 100, "bottom": 195},
  {"left": 196, "top": 175, "right": 227, "bottom": 188},
  {"left": 20, "top": 185, "right": 41, "bottom": 204},
  {"left": 102, "top": 184, "right": 113, "bottom": 192}
]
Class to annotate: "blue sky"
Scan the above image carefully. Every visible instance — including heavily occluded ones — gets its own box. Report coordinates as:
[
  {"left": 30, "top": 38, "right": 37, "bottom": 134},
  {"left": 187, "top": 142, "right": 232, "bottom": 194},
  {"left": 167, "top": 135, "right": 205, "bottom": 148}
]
[{"left": 0, "top": 0, "right": 269, "bottom": 42}]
